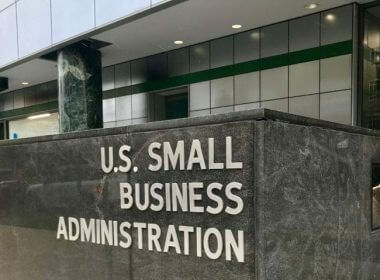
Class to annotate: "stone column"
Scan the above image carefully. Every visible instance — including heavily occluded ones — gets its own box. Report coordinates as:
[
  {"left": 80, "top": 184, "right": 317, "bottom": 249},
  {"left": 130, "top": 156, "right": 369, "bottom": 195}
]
[{"left": 57, "top": 45, "right": 102, "bottom": 133}]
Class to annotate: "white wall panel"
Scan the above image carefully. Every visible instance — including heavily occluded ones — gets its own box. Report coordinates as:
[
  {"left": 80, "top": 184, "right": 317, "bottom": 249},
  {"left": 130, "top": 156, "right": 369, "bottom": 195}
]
[
  {"left": 17, "top": 0, "right": 51, "bottom": 58},
  {"left": 51, "top": 0, "right": 95, "bottom": 43},
  {"left": 95, "top": 0, "right": 150, "bottom": 26},
  {"left": 0, "top": 5, "right": 18, "bottom": 66}
]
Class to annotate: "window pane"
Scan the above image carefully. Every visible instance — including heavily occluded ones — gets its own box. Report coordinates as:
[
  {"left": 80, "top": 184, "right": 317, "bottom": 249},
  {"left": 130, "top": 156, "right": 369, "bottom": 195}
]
[
  {"left": 147, "top": 53, "right": 168, "bottom": 81},
  {"left": 190, "top": 81, "right": 210, "bottom": 110},
  {"left": 235, "top": 72, "right": 260, "bottom": 104},
  {"left": 190, "top": 109, "right": 210, "bottom": 117},
  {"left": 234, "top": 29, "right": 260, "bottom": 63},
  {"left": 102, "top": 98, "right": 116, "bottom": 122},
  {"left": 290, "top": 13, "right": 320, "bottom": 52},
  {"left": 372, "top": 163, "right": 380, "bottom": 230},
  {"left": 289, "top": 94, "right": 319, "bottom": 119},
  {"left": 23, "top": 87, "right": 36, "bottom": 107},
  {"left": 320, "top": 90, "right": 351, "bottom": 125},
  {"left": 168, "top": 48, "right": 189, "bottom": 77},
  {"left": 261, "top": 66, "right": 288, "bottom": 101},
  {"left": 261, "top": 22, "right": 288, "bottom": 58},
  {"left": 13, "top": 90, "right": 24, "bottom": 109},
  {"left": 0, "top": 93, "right": 13, "bottom": 111},
  {"left": 320, "top": 54, "right": 352, "bottom": 93},
  {"left": 211, "top": 36, "right": 233, "bottom": 68},
  {"left": 132, "top": 93, "right": 148, "bottom": 119},
  {"left": 115, "top": 62, "right": 131, "bottom": 88},
  {"left": 289, "top": 60, "right": 319, "bottom": 97},
  {"left": 102, "top": 66, "right": 115, "bottom": 91},
  {"left": 321, "top": 5, "right": 352, "bottom": 46},
  {"left": 211, "top": 106, "right": 233, "bottom": 115},
  {"left": 261, "top": 98, "right": 288, "bottom": 113},
  {"left": 115, "top": 95, "right": 132, "bottom": 120},
  {"left": 211, "top": 77, "right": 233, "bottom": 107},
  {"left": 131, "top": 58, "right": 147, "bottom": 85},
  {"left": 190, "top": 42, "right": 210, "bottom": 72}
]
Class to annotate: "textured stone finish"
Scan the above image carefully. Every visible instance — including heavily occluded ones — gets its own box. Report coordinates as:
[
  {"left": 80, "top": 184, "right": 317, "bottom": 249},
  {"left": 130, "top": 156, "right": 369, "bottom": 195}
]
[
  {"left": 58, "top": 45, "right": 103, "bottom": 132},
  {"left": 0, "top": 109, "right": 379, "bottom": 279}
]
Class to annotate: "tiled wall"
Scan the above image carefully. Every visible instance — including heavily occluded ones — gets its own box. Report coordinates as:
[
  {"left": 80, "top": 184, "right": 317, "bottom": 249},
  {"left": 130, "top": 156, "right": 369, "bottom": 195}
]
[
  {"left": 102, "top": 5, "right": 355, "bottom": 127},
  {"left": 0, "top": 0, "right": 169, "bottom": 67}
]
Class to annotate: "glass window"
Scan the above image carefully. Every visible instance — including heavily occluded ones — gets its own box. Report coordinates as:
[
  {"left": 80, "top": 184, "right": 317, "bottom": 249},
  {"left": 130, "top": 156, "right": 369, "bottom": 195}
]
[
  {"left": 190, "top": 42, "right": 210, "bottom": 72},
  {"left": 102, "top": 98, "right": 116, "bottom": 122},
  {"left": 289, "top": 13, "right": 320, "bottom": 52},
  {"left": 321, "top": 5, "right": 352, "bottom": 46},
  {"left": 147, "top": 53, "right": 168, "bottom": 81},
  {"left": 361, "top": 5, "right": 380, "bottom": 129},
  {"left": 0, "top": 121, "right": 5, "bottom": 140},
  {"left": 261, "top": 22, "right": 288, "bottom": 58},
  {"left": 35, "top": 81, "right": 58, "bottom": 104},
  {"left": 13, "top": 90, "right": 24, "bottom": 109},
  {"left": 211, "top": 106, "right": 233, "bottom": 115},
  {"left": 235, "top": 72, "right": 260, "bottom": 104},
  {"left": 168, "top": 48, "right": 189, "bottom": 77},
  {"left": 261, "top": 66, "right": 288, "bottom": 101},
  {"left": 372, "top": 163, "right": 380, "bottom": 231},
  {"left": 211, "top": 36, "right": 233, "bottom": 68},
  {"left": 235, "top": 102, "right": 260, "bottom": 112},
  {"left": 234, "top": 29, "right": 260, "bottom": 63},
  {"left": 115, "top": 62, "right": 131, "bottom": 88},
  {"left": 131, "top": 58, "right": 147, "bottom": 85},
  {"left": 115, "top": 95, "right": 132, "bottom": 121},
  {"left": 190, "top": 81, "right": 210, "bottom": 111},
  {"left": 289, "top": 60, "right": 319, "bottom": 97},
  {"left": 190, "top": 109, "right": 210, "bottom": 117},
  {"left": 211, "top": 77, "right": 234, "bottom": 107},
  {"left": 320, "top": 54, "right": 352, "bottom": 93},
  {"left": 289, "top": 94, "right": 319, "bottom": 119},
  {"left": 320, "top": 90, "right": 351, "bottom": 125},
  {"left": 0, "top": 93, "right": 13, "bottom": 111},
  {"left": 102, "top": 66, "right": 115, "bottom": 91},
  {"left": 261, "top": 98, "right": 288, "bottom": 113},
  {"left": 132, "top": 93, "right": 148, "bottom": 119},
  {"left": 8, "top": 112, "right": 59, "bottom": 139}
]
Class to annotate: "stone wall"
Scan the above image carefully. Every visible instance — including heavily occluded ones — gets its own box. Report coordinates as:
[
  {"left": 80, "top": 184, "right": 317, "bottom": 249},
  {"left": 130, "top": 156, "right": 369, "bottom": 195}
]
[{"left": 0, "top": 109, "right": 379, "bottom": 279}]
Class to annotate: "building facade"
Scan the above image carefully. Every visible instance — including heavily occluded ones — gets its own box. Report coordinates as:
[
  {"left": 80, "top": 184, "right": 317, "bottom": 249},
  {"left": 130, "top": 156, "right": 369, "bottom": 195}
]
[{"left": 0, "top": 0, "right": 379, "bottom": 139}]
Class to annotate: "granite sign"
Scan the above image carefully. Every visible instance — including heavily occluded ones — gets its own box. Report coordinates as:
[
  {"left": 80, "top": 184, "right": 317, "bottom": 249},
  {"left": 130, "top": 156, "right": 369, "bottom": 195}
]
[
  {"left": 56, "top": 137, "right": 246, "bottom": 263},
  {"left": 1, "top": 109, "right": 380, "bottom": 279}
]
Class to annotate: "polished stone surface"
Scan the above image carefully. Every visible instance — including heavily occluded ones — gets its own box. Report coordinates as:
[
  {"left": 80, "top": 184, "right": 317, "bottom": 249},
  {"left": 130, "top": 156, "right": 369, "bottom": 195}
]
[
  {"left": 0, "top": 120, "right": 254, "bottom": 279},
  {"left": 58, "top": 45, "right": 102, "bottom": 133},
  {"left": 0, "top": 109, "right": 380, "bottom": 279}
]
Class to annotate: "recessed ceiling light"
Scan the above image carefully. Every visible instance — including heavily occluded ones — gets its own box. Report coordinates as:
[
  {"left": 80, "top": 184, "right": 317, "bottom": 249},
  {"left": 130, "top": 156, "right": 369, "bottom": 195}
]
[
  {"left": 21, "top": 81, "right": 29, "bottom": 85},
  {"left": 28, "top": 113, "right": 51, "bottom": 120},
  {"left": 304, "top": 3, "right": 318, "bottom": 10},
  {"left": 232, "top": 24, "right": 242, "bottom": 29},
  {"left": 325, "top": 13, "right": 336, "bottom": 22},
  {"left": 174, "top": 40, "right": 184, "bottom": 45}
]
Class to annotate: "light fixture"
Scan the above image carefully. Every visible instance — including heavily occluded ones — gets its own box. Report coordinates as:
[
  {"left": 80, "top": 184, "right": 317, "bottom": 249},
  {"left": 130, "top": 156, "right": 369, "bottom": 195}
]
[
  {"left": 304, "top": 3, "right": 318, "bottom": 10},
  {"left": 232, "top": 24, "right": 242, "bottom": 29},
  {"left": 174, "top": 40, "right": 184, "bottom": 45},
  {"left": 28, "top": 113, "right": 51, "bottom": 120},
  {"left": 325, "top": 13, "right": 336, "bottom": 22},
  {"left": 21, "top": 81, "right": 29, "bottom": 85}
]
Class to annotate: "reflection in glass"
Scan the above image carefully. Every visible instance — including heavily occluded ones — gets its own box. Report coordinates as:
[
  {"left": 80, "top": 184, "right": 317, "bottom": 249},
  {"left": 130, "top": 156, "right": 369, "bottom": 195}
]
[
  {"left": 372, "top": 164, "right": 380, "bottom": 230},
  {"left": 362, "top": 6, "right": 380, "bottom": 129}
]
